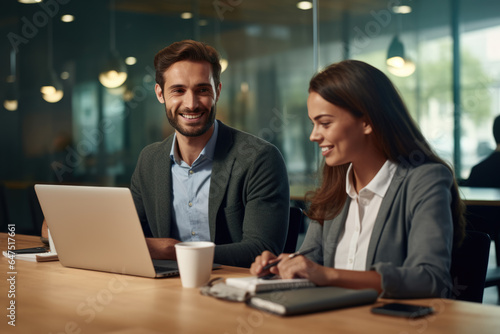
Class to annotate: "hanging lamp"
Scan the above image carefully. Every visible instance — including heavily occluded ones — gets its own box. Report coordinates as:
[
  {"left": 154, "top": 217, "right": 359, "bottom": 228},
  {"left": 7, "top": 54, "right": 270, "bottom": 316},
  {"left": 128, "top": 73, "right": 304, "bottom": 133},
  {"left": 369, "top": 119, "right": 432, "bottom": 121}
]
[
  {"left": 4, "top": 49, "right": 18, "bottom": 111},
  {"left": 386, "top": 9, "right": 415, "bottom": 77},
  {"left": 99, "top": 0, "right": 127, "bottom": 88},
  {"left": 41, "top": 19, "right": 64, "bottom": 103}
]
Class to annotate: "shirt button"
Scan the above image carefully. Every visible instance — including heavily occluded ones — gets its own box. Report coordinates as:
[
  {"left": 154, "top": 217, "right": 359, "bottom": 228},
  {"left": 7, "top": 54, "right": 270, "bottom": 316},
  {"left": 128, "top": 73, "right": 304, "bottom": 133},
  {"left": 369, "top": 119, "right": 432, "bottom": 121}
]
[
  {"left": 188, "top": 202, "right": 193, "bottom": 207},
  {"left": 191, "top": 231, "right": 196, "bottom": 236},
  {"left": 348, "top": 258, "right": 353, "bottom": 264},
  {"left": 189, "top": 170, "right": 194, "bottom": 174}
]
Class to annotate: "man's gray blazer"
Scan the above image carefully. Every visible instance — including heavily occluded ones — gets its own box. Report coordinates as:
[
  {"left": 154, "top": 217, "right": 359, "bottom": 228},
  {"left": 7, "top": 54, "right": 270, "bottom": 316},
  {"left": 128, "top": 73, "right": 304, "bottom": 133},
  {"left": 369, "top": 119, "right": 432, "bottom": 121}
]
[
  {"left": 131, "top": 121, "right": 290, "bottom": 268},
  {"left": 300, "top": 162, "right": 455, "bottom": 299}
]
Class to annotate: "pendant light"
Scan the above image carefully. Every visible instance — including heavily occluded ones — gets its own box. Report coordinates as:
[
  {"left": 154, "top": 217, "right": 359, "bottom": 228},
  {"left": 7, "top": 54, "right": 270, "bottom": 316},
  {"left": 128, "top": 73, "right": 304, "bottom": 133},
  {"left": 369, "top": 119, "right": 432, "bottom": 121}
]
[
  {"left": 99, "top": 0, "right": 127, "bottom": 88},
  {"left": 386, "top": 35, "right": 405, "bottom": 68},
  {"left": 41, "top": 18, "right": 64, "bottom": 103},
  {"left": 386, "top": 9, "right": 415, "bottom": 77},
  {"left": 4, "top": 49, "right": 18, "bottom": 111}
]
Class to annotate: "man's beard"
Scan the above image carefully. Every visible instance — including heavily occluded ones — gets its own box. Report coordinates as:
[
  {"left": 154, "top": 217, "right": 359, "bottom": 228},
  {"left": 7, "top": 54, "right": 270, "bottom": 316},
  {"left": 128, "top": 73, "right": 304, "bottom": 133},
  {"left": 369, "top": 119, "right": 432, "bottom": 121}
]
[{"left": 166, "top": 105, "right": 216, "bottom": 137}]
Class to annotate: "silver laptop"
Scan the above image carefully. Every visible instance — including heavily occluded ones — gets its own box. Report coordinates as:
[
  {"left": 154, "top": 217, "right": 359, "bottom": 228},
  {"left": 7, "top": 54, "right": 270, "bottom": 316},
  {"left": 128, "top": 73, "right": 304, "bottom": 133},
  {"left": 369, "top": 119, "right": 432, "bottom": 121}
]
[{"left": 34, "top": 184, "right": 182, "bottom": 278}]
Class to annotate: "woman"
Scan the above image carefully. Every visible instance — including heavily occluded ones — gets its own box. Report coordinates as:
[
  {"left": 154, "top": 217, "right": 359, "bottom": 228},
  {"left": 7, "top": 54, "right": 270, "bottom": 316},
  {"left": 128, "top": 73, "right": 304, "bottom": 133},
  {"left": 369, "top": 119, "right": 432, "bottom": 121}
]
[{"left": 250, "top": 60, "right": 466, "bottom": 299}]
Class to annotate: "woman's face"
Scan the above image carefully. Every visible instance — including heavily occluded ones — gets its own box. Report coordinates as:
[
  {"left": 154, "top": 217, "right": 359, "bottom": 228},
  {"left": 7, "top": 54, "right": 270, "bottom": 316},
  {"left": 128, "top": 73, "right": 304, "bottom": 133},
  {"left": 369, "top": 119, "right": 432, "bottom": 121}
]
[{"left": 307, "top": 92, "right": 372, "bottom": 167}]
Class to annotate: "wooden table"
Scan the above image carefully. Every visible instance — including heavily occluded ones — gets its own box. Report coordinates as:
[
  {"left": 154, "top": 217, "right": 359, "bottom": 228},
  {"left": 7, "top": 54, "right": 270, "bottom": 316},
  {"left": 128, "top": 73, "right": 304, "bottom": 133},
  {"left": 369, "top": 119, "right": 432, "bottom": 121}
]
[{"left": 1, "top": 234, "right": 500, "bottom": 334}]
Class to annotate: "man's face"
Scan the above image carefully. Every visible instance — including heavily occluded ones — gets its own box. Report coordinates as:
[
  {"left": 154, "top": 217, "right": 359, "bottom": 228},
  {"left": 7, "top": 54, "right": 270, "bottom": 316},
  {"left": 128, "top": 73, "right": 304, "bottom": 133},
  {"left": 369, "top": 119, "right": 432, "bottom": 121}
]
[{"left": 155, "top": 60, "right": 221, "bottom": 138}]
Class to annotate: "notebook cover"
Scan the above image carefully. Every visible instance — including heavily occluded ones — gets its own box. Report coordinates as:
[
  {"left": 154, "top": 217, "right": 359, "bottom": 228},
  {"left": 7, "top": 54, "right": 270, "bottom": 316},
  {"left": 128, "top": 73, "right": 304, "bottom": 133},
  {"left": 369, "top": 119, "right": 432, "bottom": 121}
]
[{"left": 246, "top": 286, "right": 378, "bottom": 316}]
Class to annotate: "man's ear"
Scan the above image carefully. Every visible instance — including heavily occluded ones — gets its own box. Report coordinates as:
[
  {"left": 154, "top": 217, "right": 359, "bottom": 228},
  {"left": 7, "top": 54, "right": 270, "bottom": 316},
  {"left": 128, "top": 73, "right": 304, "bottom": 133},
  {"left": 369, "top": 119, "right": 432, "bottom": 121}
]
[{"left": 155, "top": 83, "right": 165, "bottom": 103}]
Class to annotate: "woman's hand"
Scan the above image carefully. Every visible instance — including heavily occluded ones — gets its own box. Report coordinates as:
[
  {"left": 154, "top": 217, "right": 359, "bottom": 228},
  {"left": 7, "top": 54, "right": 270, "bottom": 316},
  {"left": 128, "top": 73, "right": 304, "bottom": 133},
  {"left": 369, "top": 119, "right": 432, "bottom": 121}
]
[
  {"left": 250, "top": 251, "right": 334, "bottom": 286},
  {"left": 276, "top": 254, "right": 334, "bottom": 286},
  {"left": 250, "top": 250, "right": 280, "bottom": 277}
]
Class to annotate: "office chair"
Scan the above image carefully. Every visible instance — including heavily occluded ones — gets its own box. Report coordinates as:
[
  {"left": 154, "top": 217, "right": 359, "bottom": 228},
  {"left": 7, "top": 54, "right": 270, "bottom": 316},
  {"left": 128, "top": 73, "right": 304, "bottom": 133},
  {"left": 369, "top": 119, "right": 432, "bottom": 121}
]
[
  {"left": 0, "top": 182, "right": 9, "bottom": 232},
  {"left": 283, "top": 207, "right": 303, "bottom": 253},
  {"left": 485, "top": 268, "right": 500, "bottom": 301},
  {"left": 28, "top": 185, "right": 45, "bottom": 234},
  {"left": 465, "top": 205, "right": 500, "bottom": 303},
  {"left": 450, "top": 230, "right": 491, "bottom": 303}
]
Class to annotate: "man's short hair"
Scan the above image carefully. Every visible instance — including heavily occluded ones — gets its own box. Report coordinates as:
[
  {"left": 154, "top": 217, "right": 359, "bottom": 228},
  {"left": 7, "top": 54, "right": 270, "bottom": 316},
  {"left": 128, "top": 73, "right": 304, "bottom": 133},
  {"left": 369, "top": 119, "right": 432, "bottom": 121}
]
[{"left": 154, "top": 40, "right": 221, "bottom": 90}]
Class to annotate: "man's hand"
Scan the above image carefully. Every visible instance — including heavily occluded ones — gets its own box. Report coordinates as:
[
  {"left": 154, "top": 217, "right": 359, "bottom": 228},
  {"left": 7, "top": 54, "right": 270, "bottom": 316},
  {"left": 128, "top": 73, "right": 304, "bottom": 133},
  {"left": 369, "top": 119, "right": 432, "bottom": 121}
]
[
  {"left": 41, "top": 219, "right": 49, "bottom": 239},
  {"left": 145, "top": 238, "right": 181, "bottom": 260}
]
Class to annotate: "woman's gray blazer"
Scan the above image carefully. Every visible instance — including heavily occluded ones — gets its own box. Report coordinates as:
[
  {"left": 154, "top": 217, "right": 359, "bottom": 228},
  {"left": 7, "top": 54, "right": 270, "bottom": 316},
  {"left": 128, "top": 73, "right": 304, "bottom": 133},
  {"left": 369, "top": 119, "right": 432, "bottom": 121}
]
[{"left": 300, "top": 162, "right": 455, "bottom": 298}]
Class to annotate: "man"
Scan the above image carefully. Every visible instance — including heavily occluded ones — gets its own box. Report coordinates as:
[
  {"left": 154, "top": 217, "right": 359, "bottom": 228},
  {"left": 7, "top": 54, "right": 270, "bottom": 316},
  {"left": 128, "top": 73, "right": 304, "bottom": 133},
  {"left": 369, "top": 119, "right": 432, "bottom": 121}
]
[
  {"left": 463, "top": 115, "right": 500, "bottom": 188},
  {"left": 131, "top": 40, "right": 290, "bottom": 268}
]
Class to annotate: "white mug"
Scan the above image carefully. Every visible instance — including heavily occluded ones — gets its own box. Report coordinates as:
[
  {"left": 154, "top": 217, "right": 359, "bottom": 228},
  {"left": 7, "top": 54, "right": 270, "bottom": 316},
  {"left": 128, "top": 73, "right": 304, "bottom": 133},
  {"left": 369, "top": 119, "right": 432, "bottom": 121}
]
[{"left": 175, "top": 241, "right": 215, "bottom": 288}]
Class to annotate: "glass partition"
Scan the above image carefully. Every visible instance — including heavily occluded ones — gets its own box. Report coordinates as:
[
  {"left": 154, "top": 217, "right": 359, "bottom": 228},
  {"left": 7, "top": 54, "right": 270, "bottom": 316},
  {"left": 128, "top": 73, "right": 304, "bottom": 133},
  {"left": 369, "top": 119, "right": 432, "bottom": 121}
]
[{"left": 1, "top": 0, "right": 500, "bottom": 234}]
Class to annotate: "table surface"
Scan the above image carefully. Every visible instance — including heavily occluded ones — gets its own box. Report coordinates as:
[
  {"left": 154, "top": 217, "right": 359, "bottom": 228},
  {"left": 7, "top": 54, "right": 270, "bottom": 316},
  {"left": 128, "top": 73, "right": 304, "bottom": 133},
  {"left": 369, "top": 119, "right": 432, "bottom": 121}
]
[
  {"left": 1, "top": 233, "right": 500, "bottom": 334},
  {"left": 459, "top": 186, "right": 500, "bottom": 206}
]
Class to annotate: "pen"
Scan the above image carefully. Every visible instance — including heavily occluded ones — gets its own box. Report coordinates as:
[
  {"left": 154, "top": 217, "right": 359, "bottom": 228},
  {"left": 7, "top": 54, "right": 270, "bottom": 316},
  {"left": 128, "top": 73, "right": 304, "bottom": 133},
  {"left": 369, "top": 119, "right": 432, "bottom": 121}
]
[{"left": 262, "top": 247, "right": 317, "bottom": 271}]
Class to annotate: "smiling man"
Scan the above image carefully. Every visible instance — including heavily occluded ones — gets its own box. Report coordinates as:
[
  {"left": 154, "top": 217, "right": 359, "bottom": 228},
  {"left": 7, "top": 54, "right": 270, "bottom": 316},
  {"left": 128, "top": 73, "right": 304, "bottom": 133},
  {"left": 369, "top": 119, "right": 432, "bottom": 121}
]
[{"left": 130, "top": 40, "right": 290, "bottom": 268}]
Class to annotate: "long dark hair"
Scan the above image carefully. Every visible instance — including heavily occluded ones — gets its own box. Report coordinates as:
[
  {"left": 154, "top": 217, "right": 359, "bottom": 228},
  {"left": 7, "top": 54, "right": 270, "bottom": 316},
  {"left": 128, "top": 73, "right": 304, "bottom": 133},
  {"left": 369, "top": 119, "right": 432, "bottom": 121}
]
[{"left": 305, "top": 60, "right": 466, "bottom": 245}]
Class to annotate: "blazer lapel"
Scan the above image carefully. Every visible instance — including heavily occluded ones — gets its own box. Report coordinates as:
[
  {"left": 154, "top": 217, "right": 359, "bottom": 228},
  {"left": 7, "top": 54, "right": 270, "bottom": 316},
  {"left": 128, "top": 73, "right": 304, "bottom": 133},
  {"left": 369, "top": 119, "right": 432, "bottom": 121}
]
[
  {"left": 208, "top": 121, "right": 235, "bottom": 241},
  {"left": 365, "top": 163, "right": 409, "bottom": 269},
  {"left": 156, "top": 136, "right": 174, "bottom": 238},
  {"left": 325, "top": 199, "right": 351, "bottom": 268}
]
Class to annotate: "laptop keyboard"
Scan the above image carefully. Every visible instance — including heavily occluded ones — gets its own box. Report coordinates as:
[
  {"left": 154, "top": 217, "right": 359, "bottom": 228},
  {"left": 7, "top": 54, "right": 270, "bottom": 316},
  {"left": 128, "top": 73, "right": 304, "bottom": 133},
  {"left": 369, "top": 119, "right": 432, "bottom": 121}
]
[{"left": 153, "top": 265, "right": 177, "bottom": 272}]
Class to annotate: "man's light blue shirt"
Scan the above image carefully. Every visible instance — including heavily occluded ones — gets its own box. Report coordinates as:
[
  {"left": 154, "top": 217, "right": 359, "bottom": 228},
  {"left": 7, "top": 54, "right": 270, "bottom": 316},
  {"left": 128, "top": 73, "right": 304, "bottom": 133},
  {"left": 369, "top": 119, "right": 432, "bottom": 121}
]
[{"left": 169, "top": 121, "right": 218, "bottom": 242}]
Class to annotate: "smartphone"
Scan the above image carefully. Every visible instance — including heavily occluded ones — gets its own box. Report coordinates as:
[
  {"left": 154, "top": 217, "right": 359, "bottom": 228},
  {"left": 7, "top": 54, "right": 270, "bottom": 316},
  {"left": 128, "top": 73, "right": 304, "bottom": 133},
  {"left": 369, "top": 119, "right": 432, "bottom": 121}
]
[
  {"left": 11, "top": 247, "right": 48, "bottom": 254},
  {"left": 371, "top": 303, "right": 434, "bottom": 318}
]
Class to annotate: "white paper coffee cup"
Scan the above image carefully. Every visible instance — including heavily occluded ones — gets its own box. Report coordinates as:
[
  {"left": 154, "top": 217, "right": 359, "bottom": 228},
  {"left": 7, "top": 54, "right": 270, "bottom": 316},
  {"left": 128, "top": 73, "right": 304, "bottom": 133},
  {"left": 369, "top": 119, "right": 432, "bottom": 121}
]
[{"left": 175, "top": 241, "right": 215, "bottom": 288}]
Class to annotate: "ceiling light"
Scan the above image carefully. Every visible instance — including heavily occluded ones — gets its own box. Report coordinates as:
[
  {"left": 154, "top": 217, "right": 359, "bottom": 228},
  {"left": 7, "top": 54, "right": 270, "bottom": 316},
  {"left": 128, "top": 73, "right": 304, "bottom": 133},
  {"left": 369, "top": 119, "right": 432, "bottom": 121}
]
[
  {"left": 61, "top": 15, "right": 75, "bottom": 23},
  {"left": 41, "top": 20, "right": 64, "bottom": 103},
  {"left": 17, "top": 0, "right": 42, "bottom": 4},
  {"left": 42, "top": 90, "right": 64, "bottom": 103},
  {"left": 220, "top": 58, "right": 228, "bottom": 73},
  {"left": 386, "top": 35, "right": 405, "bottom": 68},
  {"left": 41, "top": 69, "right": 64, "bottom": 103},
  {"left": 387, "top": 59, "right": 416, "bottom": 77},
  {"left": 99, "top": 0, "right": 127, "bottom": 88},
  {"left": 125, "top": 57, "right": 137, "bottom": 65},
  {"left": 99, "top": 51, "right": 128, "bottom": 88},
  {"left": 386, "top": 36, "right": 415, "bottom": 77},
  {"left": 4, "top": 100, "right": 18, "bottom": 111},
  {"left": 60, "top": 71, "right": 70, "bottom": 80},
  {"left": 386, "top": 11, "right": 416, "bottom": 77},
  {"left": 297, "top": 1, "right": 313, "bottom": 10},
  {"left": 4, "top": 51, "right": 18, "bottom": 111},
  {"left": 392, "top": 5, "right": 412, "bottom": 14},
  {"left": 181, "top": 12, "right": 193, "bottom": 19}
]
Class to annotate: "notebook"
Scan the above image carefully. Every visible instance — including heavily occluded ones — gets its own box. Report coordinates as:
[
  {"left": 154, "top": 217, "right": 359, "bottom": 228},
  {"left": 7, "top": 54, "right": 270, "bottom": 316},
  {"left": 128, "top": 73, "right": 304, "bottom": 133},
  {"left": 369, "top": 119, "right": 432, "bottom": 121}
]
[
  {"left": 225, "top": 275, "right": 315, "bottom": 293},
  {"left": 246, "top": 286, "right": 379, "bottom": 316},
  {"left": 34, "top": 184, "right": 193, "bottom": 278}
]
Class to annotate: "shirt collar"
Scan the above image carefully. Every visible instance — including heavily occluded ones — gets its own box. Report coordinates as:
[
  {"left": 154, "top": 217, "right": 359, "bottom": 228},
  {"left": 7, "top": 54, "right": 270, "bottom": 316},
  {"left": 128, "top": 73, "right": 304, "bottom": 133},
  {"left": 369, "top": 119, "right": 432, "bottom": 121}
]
[
  {"left": 169, "top": 120, "right": 219, "bottom": 166},
  {"left": 346, "top": 160, "right": 398, "bottom": 199}
]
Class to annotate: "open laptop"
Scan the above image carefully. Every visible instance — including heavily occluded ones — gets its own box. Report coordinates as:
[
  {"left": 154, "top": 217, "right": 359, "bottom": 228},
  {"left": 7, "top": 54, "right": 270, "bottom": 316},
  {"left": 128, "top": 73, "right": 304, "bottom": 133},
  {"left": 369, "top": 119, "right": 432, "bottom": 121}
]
[{"left": 35, "top": 184, "right": 189, "bottom": 278}]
